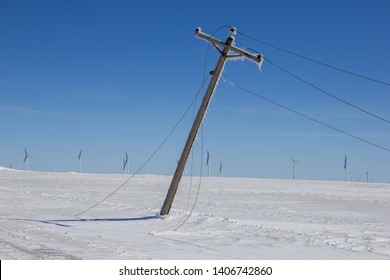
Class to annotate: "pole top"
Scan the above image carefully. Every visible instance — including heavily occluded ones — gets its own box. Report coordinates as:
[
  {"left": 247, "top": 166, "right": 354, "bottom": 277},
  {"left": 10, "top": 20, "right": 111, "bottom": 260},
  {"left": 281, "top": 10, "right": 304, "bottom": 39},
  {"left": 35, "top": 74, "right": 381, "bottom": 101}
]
[{"left": 229, "top": 27, "right": 237, "bottom": 36}]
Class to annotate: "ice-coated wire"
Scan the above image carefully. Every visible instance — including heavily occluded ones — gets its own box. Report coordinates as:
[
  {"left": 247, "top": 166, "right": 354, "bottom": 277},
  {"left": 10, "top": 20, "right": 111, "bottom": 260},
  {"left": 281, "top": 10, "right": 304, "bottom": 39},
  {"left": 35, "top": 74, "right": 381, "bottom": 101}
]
[
  {"left": 237, "top": 30, "right": 390, "bottom": 87},
  {"left": 221, "top": 76, "right": 390, "bottom": 153},
  {"left": 263, "top": 57, "right": 390, "bottom": 125}
]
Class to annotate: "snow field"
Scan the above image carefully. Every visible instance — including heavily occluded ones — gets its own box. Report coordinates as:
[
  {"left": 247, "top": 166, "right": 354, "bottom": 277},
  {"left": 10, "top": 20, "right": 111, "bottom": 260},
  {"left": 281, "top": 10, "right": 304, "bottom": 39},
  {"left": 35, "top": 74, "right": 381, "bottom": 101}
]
[{"left": 0, "top": 168, "right": 389, "bottom": 259}]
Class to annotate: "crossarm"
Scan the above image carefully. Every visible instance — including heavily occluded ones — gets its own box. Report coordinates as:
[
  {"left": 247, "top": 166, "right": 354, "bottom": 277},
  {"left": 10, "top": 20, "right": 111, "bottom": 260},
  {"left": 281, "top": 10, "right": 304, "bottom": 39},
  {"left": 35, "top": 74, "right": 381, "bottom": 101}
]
[{"left": 195, "top": 27, "right": 263, "bottom": 63}]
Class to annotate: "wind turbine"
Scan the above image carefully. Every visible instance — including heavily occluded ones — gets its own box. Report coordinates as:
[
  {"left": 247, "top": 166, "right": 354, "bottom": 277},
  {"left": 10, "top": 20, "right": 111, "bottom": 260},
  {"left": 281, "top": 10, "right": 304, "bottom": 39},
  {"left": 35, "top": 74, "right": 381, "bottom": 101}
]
[
  {"left": 219, "top": 161, "right": 223, "bottom": 177},
  {"left": 365, "top": 171, "right": 370, "bottom": 183},
  {"left": 77, "top": 149, "right": 82, "bottom": 173},
  {"left": 206, "top": 150, "right": 211, "bottom": 177},
  {"left": 344, "top": 155, "right": 348, "bottom": 182},
  {"left": 122, "top": 152, "right": 129, "bottom": 174},
  {"left": 23, "top": 148, "right": 29, "bottom": 171},
  {"left": 290, "top": 157, "right": 299, "bottom": 180}
]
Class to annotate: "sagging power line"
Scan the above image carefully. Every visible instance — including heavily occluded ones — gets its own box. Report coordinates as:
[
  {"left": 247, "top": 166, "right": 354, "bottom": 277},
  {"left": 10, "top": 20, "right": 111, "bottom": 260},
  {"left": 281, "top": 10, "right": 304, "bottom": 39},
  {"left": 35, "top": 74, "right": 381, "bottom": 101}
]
[
  {"left": 220, "top": 76, "right": 390, "bottom": 153},
  {"left": 237, "top": 30, "right": 390, "bottom": 87},
  {"left": 264, "top": 57, "right": 390, "bottom": 125},
  {"left": 75, "top": 73, "right": 212, "bottom": 217}
]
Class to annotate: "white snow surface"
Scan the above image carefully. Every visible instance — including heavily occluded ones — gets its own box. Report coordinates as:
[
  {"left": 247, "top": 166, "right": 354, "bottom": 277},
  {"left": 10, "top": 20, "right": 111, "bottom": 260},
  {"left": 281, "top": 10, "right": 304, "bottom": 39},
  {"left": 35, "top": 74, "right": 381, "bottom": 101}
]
[{"left": 1, "top": 167, "right": 389, "bottom": 260}]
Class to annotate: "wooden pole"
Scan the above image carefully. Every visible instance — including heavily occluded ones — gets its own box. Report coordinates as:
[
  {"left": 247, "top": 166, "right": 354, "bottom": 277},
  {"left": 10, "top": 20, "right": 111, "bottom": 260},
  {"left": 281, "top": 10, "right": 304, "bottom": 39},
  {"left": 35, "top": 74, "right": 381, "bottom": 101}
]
[{"left": 160, "top": 27, "right": 262, "bottom": 215}]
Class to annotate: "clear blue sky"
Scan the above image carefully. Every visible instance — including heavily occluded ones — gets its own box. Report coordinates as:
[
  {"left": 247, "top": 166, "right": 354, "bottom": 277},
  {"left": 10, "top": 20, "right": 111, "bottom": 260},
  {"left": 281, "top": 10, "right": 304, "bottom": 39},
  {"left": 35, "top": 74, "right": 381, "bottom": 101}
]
[{"left": 1, "top": 0, "right": 389, "bottom": 182}]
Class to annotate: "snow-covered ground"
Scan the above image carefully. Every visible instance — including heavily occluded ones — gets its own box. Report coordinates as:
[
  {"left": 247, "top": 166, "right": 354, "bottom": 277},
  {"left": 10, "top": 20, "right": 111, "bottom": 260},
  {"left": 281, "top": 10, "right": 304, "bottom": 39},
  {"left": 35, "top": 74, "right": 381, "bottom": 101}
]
[{"left": 1, "top": 167, "right": 389, "bottom": 260}]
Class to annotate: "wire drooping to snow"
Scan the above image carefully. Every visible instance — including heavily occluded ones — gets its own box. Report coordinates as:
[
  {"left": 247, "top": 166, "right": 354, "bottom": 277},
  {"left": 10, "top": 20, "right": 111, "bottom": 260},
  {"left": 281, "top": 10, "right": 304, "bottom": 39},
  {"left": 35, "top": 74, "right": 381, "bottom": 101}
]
[
  {"left": 150, "top": 124, "right": 205, "bottom": 234},
  {"left": 75, "top": 74, "right": 211, "bottom": 217},
  {"left": 76, "top": 24, "right": 225, "bottom": 217},
  {"left": 171, "top": 125, "right": 205, "bottom": 232}
]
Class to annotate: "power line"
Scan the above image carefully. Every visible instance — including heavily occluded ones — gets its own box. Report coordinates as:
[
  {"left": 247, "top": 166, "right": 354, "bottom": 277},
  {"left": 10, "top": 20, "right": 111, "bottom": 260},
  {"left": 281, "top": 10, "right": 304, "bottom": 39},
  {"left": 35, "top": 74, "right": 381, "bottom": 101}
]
[
  {"left": 220, "top": 76, "right": 390, "bottom": 153},
  {"left": 263, "top": 57, "right": 390, "bottom": 125},
  {"left": 171, "top": 125, "right": 204, "bottom": 232},
  {"left": 237, "top": 30, "right": 390, "bottom": 87},
  {"left": 75, "top": 75, "right": 211, "bottom": 217},
  {"left": 152, "top": 126, "right": 204, "bottom": 233}
]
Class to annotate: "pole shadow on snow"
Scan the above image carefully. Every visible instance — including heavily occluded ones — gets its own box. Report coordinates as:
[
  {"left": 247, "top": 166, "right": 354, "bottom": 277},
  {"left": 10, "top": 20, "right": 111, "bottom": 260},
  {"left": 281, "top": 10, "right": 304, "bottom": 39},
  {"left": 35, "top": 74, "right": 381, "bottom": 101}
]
[
  {"left": 49, "top": 215, "right": 161, "bottom": 223},
  {"left": 4, "top": 215, "right": 161, "bottom": 228}
]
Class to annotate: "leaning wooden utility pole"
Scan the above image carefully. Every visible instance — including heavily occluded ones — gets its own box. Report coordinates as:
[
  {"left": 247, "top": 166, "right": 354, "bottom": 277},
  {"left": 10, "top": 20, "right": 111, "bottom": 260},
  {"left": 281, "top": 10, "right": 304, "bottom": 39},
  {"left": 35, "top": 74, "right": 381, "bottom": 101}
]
[{"left": 160, "top": 27, "right": 263, "bottom": 215}]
